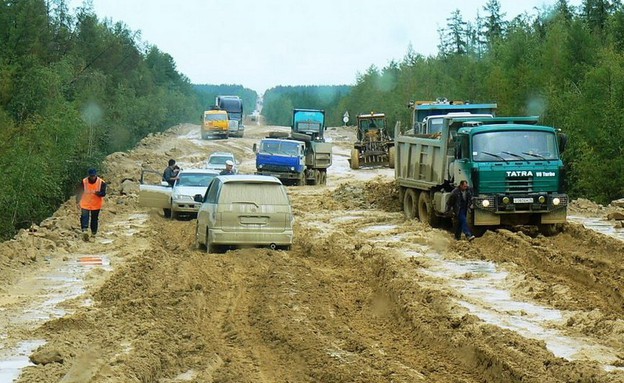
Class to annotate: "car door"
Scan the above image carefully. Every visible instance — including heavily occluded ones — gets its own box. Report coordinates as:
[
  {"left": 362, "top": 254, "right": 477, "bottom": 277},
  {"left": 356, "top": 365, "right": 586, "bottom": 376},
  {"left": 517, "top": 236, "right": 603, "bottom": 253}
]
[{"left": 138, "top": 169, "right": 172, "bottom": 209}]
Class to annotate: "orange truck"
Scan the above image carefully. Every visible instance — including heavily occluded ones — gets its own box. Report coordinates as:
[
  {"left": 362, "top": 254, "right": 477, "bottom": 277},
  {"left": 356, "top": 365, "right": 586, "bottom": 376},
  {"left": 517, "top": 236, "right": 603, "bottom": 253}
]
[{"left": 201, "top": 109, "right": 229, "bottom": 139}]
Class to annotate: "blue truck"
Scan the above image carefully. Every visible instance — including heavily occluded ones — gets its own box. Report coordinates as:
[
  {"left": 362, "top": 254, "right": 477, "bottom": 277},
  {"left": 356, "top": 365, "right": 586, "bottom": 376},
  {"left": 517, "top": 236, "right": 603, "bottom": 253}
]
[
  {"left": 255, "top": 109, "right": 332, "bottom": 186},
  {"left": 216, "top": 95, "right": 245, "bottom": 137}
]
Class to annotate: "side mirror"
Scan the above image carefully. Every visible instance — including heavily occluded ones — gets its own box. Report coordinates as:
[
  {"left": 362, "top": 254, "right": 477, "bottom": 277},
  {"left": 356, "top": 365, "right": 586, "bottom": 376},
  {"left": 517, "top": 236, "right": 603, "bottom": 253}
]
[
  {"left": 558, "top": 133, "right": 568, "bottom": 154},
  {"left": 160, "top": 181, "right": 169, "bottom": 187},
  {"left": 193, "top": 194, "right": 203, "bottom": 203},
  {"left": 252, "top": 143, "right": 257, "bottom": 153}
]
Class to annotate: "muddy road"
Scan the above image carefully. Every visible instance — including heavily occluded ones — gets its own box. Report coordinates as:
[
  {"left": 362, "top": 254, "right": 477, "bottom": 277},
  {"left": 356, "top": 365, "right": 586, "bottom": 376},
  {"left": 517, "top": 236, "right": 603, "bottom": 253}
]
[{"left": 1, "top": 122, "right": 624, "bottom": 382}]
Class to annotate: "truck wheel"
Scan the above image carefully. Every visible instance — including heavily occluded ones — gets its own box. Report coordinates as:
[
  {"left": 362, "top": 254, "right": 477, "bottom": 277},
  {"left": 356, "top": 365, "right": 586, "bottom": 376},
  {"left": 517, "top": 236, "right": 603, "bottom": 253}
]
[
  {"left": 418, "top": 192, "right": 440, "bottom": 227},
  {"left": 388, "top": 146, "right": 396, "bottom": 169},
  {"left": 350, "top": 149, "right": 360, "bottom": 169},
  {"left": 320, "top": 170, "right": 327, "bottom": 185},
  {"left": 314, "top": 170, "right": 321, "bottom": 185},
  {"left": 538, "top": 223, "right": 560, "bottom": 236},
  {"left": 403, "top": 189, "right": 419, "bottom": 220}
]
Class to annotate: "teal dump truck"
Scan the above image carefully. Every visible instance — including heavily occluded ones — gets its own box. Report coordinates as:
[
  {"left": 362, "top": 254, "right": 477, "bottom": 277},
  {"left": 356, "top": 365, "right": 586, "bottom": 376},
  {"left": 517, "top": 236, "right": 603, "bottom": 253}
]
[{"left": 394, "top": 115, "right": 568, "bottom": 236}]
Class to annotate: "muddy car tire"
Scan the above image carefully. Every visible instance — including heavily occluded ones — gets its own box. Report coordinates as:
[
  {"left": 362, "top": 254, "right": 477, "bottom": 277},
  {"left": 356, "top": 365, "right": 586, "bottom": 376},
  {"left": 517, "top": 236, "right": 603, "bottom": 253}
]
[{"left": 163, "top": 208, "right": 171, "bottom": 218}]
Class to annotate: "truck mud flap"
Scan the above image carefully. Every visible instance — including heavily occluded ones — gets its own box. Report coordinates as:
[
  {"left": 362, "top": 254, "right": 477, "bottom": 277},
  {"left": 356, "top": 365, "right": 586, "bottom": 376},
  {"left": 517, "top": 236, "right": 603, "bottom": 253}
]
[{"left": 540, "top": 208, "right": 567, "bottom": 224}]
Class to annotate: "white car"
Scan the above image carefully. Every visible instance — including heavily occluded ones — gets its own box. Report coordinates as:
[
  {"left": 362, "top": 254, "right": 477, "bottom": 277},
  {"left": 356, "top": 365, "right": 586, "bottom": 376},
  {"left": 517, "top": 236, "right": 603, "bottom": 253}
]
[
  {"left": 140, "top": 168, "right": 220, "bottom": 219},
  {"left": 206, "top": 152, "right": 238, "bottom": 174}
]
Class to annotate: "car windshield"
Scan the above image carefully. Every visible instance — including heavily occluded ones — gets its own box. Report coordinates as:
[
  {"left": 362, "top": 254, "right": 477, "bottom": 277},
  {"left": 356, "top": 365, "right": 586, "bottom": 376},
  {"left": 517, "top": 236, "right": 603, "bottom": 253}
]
[
  {"left": 208, "top": 156, "right": 232, "bottom": 165},
  {"left": 472, "top": 131, "right": 559, "bottom": 162},
  {"left": 176, "top": 173, "right": 217, "bottom": 187},
  {"left": 260, "top": 141, "right": 299, "bottom": 156},
  {"left": 296, "top": 122, "right": 320, "bottom": 132},
  {"left": 220, "top": 183, "right": 289, "bottom": 204},
  {"left": 204, "top": 113, "right": 226, "bottom": 121}
]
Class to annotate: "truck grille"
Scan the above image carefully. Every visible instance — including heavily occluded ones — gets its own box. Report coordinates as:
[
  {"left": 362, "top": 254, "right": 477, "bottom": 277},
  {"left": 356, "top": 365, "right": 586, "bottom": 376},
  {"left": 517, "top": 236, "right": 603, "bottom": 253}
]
[
  {"left": 261, "top": 164, "right": 291, "bottom": 172},
  {"left": 506, "top": 176, "right": 533, "bottom": 193}
]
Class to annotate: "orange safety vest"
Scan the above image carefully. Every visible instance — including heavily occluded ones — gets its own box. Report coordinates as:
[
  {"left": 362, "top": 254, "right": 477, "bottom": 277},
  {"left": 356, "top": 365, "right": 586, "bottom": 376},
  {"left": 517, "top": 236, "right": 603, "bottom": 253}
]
[{"left": 80, "top": 177, "right": 104, "bottom": 210}]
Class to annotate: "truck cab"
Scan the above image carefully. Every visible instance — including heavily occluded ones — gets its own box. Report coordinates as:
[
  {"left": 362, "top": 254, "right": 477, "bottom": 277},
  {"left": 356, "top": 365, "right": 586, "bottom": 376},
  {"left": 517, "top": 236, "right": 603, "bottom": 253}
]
[
  {"left": 292, "top": 108, "right": 326, "bottom": 141},
  {"left": 202, "top": 109, "right": 229, "bottom": 139},
  {"left": 255, "top": 138, "right": 307, "bottom": 185}
]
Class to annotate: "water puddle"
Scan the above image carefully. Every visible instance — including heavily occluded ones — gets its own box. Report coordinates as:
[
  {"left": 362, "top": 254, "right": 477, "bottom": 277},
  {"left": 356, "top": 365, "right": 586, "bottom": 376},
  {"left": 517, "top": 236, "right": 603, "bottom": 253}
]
[
  {"left": 568, "top": 215, "right": 624, "bottom": 241},
  {"left": 0, "top": 340, "right": 46, "bottom": 382},
  {"left": 0, "top": 253, "right": 113, "bottom": 381},
  {"left": 360, "top": 224, "right": 397, "bottom": 233},
  {"left": 415, "top": 251, "right": 623, "bottom": 370}
]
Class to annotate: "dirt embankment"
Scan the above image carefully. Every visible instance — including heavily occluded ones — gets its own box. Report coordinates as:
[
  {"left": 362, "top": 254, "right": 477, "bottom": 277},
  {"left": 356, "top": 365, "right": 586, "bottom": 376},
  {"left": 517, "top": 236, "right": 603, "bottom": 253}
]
[{"left": 1, "top": 122, "right": 623, "bottom": 382}]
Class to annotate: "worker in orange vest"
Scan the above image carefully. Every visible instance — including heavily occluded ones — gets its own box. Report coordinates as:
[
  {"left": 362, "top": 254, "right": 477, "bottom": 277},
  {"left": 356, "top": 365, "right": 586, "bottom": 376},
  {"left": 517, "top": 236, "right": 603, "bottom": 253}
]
[{"left": 76, "top": 168, "right": 107, "bottom": 241}]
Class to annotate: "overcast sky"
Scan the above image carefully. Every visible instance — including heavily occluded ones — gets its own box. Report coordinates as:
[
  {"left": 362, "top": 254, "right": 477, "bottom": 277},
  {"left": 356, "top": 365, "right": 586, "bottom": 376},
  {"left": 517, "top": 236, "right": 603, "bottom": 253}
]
[{"left": 68, "top": 0, "right": 582, "bottom": 93}]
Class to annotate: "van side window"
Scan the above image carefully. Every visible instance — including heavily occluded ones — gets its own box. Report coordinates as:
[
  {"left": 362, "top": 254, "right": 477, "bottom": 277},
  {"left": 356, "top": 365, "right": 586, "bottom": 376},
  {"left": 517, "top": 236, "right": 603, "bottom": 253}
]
[{"left": 205, "top": 179, "right": 221, "bottom": 203}]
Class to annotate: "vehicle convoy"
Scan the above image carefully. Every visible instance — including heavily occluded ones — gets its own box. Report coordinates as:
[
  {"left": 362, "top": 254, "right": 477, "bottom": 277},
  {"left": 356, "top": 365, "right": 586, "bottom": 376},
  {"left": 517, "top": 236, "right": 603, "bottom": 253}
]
[
  {"left": 349, "top": 112, "right": 395, "bottom": 169},
  {"left": 254, "top": 109, "right": 332, "bottom": 186},
  {"left": 194, "top": 175, "right": 294, "bottom": 253},
  {"left": 139, "top": 168, "right": 220, "bottom": 219},
  {"left": 216, "top": 95, "right": 245, "bottom": 137},
  {"left": 395, "top": 113, "right": 568, "bottom": 236},
  {"left": 201, "top": 109, "right": 229, "bottom": 139}
]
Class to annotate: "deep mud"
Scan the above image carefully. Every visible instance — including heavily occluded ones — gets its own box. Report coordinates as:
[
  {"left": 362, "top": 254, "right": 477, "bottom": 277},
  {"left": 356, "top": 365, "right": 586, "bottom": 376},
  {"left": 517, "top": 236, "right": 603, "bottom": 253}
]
[{"left": 1, "top": 122, "right": 623, "bottom": 382}]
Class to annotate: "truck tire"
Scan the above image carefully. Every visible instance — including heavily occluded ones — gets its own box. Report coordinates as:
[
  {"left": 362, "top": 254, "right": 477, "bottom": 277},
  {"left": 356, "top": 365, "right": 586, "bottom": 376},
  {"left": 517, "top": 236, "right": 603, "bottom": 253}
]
[
  {"left": 320, "top": 170, "right": 327, "bottom": 185},
  {"left": 314, "top": 170, "right": 321, "bottom": 185},
  {"left": 418, "top": 192, "right": 440, "bottom": 227},
  {"left": 350, "top": 149, "right": 360, "bottom": 169},
  {"left": 538, "top": 223, "right": 560, "bottom": 236},
  {"left": 403, "top": 189, "right": 419, "bottom": 220},
  {"left": 388, "top": 146, "right": 396, "bottom": 169}
]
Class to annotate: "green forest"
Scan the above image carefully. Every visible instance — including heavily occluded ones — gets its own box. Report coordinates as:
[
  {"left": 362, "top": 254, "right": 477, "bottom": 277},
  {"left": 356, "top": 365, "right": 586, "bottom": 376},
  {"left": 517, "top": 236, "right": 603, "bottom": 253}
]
[
  {"left": 0, "top": 0, "right": 205, "bottom": 238},
  {"left": 262, "top": 0, "right": 624, "bottom": 205}
]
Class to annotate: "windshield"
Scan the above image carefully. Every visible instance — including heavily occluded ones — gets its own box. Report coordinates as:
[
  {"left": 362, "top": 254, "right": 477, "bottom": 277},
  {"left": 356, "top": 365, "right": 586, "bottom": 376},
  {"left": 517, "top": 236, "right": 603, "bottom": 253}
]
[
  {"left": 208, "top": 156, "right": 232, "bottom": 165},
  {"left": 228, "top": 112, "right": 242, "bottom": 120},
  {"left": 260, "top": 141, "right": 300, "bottom": 156},
  {"left": 472, "top": 131, "right": 559, "bottom": 162},
  {"left": 176, "top": 173, "right": 217, "bottom": 187},
  {"left": 296, "top": 122, "right": 320, "bottom": 132},
  {"left": 204, "top": 113, "right": 226, "bottom": 121},
  {"left": 429, "top": 118, "right": 443, "bottom": 134},
  {"left": 358, "top": 118, "right": 385, "bottom": 131}
]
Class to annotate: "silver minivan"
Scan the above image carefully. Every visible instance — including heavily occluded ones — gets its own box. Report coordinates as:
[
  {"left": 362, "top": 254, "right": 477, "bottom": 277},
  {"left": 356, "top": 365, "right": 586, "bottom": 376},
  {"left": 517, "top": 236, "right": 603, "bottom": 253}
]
[{"left": 195, "top": 175, "right": 294, "bottom": 253}]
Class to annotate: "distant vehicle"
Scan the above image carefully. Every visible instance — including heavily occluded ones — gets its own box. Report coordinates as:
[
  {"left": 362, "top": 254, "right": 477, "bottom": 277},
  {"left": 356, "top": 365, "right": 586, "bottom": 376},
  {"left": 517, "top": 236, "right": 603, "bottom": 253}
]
[
  {"left": 254, "top": 109, "right": 332, "bottom": 185},
  {"left": 139, "top": 168, "right": 220, "bottom": 219},
  {"left": 206, "top": 152, "right": 238, "bottom": 174},
  {"left": 350, "top": 112, "right": 394, "bottom": 169},
  {"left": 194, "top": 175, "right": 294, "bottom": 253},
  {"left": 216, "top": 95, "right": 244, "bottom": 137},
  {"left": 202, "top": 109, "right": 229, "bottom": 139}
]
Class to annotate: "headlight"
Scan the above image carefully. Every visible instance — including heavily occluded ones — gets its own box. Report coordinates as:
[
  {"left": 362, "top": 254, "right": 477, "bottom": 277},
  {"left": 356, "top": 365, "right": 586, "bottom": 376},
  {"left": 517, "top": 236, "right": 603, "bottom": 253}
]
[
  {"left": 173, "top": 194, "right": 192, "bottom": 201},
  {"left": 258, "top": 164, "right": 263, "bottom": 169},
  {"left": 290, "top": 167, "right": 295, "bottom": 171},
  {"left": 553, "top": 197, "right": 560, "bottom": 206},
  {"left": 481, "top": 199, "right": 490, "bottom": 207},
  {"left": 502, "top": 196, "right": 510, "bottom": 204},
  {"left": 538, "top": 196, "right": 546, "bottom": 203}
]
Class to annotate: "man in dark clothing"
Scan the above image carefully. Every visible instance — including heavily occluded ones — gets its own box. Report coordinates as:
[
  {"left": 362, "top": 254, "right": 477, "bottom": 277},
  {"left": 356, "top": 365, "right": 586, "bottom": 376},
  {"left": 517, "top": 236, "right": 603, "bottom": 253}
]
[
  {"left": 219, "top": 160, "right": 235, "bottom": 175},
  {"left": 163, "top": 159, "right": 180, "bottom": 186},
  {"left": 76, "top": 168, "right": 107, "bottom": 241},
  {"left": 446, "top": 180, "right": 475, "bottom": 241}
]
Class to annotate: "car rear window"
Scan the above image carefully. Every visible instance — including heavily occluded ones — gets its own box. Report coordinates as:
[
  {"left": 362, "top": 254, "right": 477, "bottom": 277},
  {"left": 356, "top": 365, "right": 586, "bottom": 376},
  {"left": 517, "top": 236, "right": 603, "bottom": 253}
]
[{"left": 219, "top": 183, "right": 289, "bottom": 205}]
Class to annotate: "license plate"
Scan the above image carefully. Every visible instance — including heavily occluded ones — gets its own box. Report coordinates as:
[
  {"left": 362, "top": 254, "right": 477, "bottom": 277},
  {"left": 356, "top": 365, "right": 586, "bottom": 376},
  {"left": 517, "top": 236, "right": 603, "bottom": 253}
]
[{"left": 513, "top": 198, "right": 533, "bottom": 203}]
